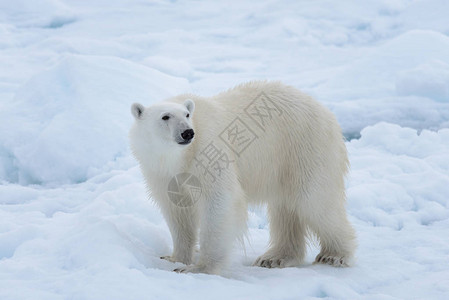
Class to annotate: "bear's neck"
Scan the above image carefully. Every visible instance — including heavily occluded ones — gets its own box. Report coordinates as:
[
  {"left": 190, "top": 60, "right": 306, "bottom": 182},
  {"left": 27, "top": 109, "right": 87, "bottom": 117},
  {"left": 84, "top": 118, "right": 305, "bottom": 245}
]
[{"left": 139, "top": 147, "right": 190, "bottom": 182}]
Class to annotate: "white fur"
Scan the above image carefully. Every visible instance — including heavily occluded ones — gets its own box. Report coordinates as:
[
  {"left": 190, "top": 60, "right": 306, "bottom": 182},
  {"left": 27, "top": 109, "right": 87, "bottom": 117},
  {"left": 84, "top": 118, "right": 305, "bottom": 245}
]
[{"left": 129, "top": 81, "right": 357, "bottom": 274}]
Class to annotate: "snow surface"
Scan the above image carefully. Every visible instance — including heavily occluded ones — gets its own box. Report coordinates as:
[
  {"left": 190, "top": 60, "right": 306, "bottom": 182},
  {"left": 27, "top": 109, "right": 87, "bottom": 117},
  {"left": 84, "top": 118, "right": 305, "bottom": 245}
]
[{"left": 1, "top": 0, "right": 449, "bottom": 299}]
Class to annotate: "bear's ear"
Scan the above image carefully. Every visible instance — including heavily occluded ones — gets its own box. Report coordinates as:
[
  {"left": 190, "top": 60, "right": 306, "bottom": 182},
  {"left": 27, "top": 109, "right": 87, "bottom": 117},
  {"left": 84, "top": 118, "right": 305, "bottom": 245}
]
[
  {"left": 184, "top": 99, "right": 195, "bottom": 114},
  {"left": 131, "top": 103, "right": 145, "bottom": 119}
]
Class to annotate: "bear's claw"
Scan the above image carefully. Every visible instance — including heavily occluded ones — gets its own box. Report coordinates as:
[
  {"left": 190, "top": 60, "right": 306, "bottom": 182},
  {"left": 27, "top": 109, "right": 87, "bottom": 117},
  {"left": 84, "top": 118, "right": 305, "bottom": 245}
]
[
  {"left": 160, "top": 255, "right": 175, "bottom": 262},
  {"left": 314, "top": 254, "right": 349, "bottom": 267},
  {"left": 173, "top": 264, "right": 211, "bottom": 274},
  {"left": 253, "top": 254, "right": 300, "bottom": 268}
]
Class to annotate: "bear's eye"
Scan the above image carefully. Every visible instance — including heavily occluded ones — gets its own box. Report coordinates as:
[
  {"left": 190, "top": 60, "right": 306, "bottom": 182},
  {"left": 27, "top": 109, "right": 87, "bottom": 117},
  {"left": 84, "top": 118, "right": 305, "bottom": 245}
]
[
  {"left": 186, "top": 113, "right": 190, "bottom": 118},
  {"left": 162, "top": 115, "right": 170, "bottom": 121}
]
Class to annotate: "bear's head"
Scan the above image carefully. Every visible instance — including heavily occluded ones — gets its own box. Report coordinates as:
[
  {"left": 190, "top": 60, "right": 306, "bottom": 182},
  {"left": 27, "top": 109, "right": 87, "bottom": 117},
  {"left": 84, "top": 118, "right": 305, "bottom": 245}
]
[
  {"left": 130, "top": 99, "right": 195, "bottom": 151},
  {"left": 129, "top": 99, "right": 196, "bottom": 172}
]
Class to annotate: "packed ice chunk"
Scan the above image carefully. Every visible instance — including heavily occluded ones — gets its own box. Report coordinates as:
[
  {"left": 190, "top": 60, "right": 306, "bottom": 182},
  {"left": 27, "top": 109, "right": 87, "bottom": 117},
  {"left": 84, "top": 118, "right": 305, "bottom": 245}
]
[
  {"left": 396, "top": 60, "right": 449, "bottom": 102},
  {"left": 0, "top": 55, "right": 189, "bottom": 185}
]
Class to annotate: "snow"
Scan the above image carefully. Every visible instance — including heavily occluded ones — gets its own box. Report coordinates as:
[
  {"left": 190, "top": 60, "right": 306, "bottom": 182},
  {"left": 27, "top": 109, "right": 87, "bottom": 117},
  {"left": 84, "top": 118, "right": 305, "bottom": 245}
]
[{"left": 1, "top": 0, "right": 449, "bottom": 299}]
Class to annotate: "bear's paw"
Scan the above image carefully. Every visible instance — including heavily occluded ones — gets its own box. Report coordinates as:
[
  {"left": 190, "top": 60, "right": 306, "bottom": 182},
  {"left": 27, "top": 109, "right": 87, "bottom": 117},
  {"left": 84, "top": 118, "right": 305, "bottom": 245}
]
[
  {"left": 174, "top": 264, "right": 213, "bottom": 274},
  {"left": 314, "top": 253, "right": 350, "bottom": 267},
  {"left": 253, "top": 253, "right": 301, "bottom": 268}
]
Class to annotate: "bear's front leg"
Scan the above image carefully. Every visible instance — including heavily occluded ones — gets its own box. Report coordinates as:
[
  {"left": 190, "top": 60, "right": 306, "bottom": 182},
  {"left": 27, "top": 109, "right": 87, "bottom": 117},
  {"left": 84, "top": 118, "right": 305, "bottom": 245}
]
[
  {"left": 159, "top": 202, "right": 198, "bottom": 265},
  {"left": 174, "top": 188, "right": 240, "bottom": 274}
]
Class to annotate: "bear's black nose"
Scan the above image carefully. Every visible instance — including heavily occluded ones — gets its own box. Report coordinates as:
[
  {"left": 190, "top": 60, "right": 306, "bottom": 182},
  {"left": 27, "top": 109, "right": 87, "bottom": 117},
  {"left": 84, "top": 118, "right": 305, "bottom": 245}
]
[{"left": 181, "top": 129, "right": 194, "bottom": 141}]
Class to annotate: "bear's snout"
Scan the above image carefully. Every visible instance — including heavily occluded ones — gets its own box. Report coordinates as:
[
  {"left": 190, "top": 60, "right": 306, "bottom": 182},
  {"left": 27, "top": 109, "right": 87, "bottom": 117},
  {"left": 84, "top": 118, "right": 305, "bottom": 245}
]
[{"left": 180, "top": 129, "right": 194, "bottom": 144}]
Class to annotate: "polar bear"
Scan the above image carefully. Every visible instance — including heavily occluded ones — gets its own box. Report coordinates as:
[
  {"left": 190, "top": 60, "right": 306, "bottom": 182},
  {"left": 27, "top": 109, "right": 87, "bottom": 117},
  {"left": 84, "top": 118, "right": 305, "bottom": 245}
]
[{"left": 129, "top": 81, "right": 356, "bottom": 274}]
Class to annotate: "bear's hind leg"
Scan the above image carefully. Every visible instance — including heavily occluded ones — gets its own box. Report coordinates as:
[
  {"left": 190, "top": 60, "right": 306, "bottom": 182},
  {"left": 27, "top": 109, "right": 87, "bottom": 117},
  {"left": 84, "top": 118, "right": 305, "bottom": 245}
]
[
  {"left": 254, "top": 200, "right": 306, "bottom": 268},
  {"left": 306, "top": 199, "right": 357, "bottom": 267}
]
